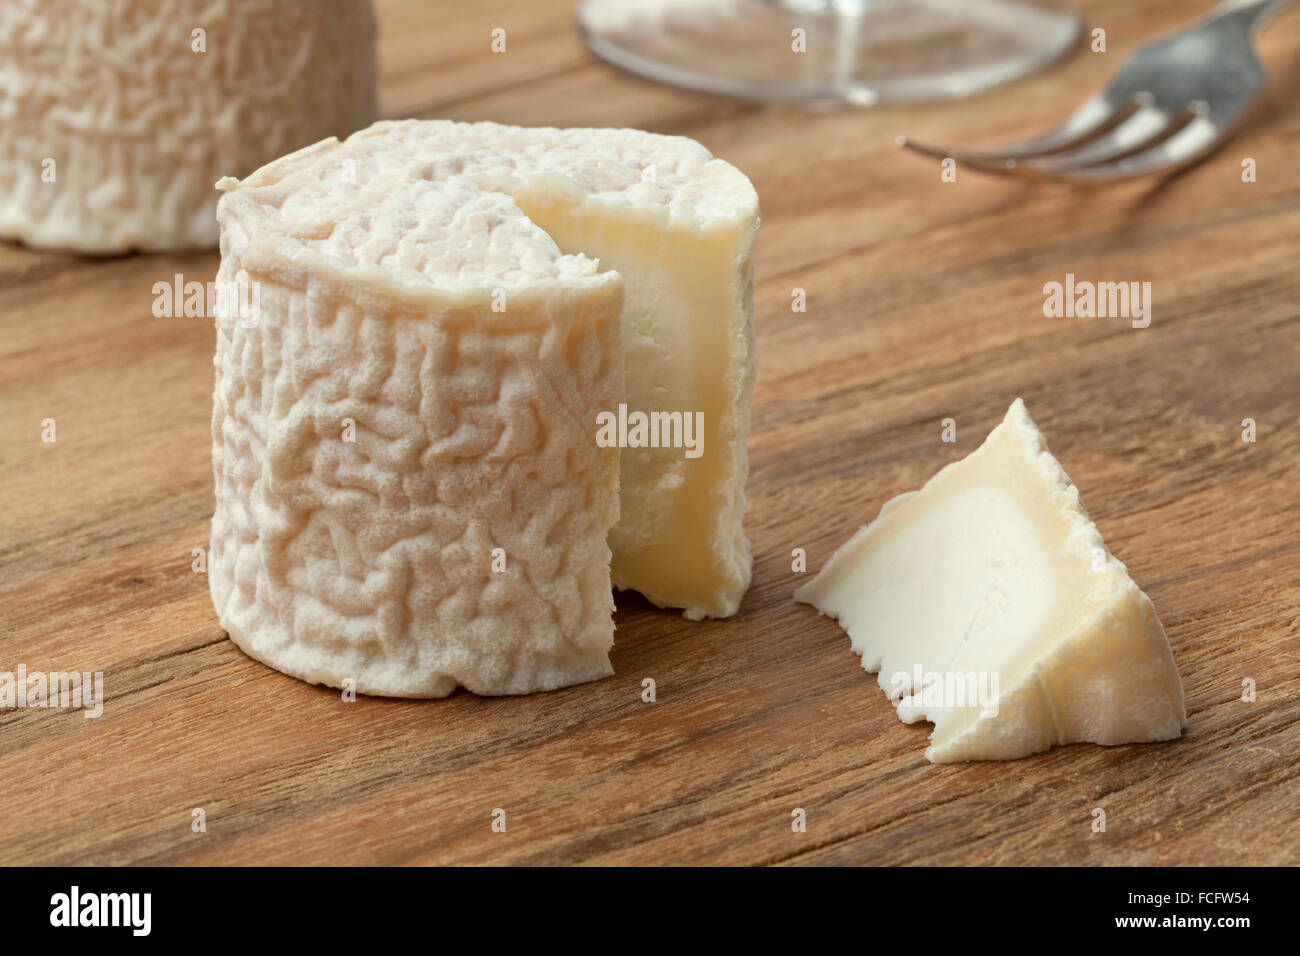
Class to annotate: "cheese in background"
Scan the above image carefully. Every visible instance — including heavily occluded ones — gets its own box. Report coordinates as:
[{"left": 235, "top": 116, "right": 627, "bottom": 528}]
[
  {"left": 0, "top": 0, "right": 376, "bottom": 253},
  {"left": 210, "top": 120, "right": 759, "bottom": 697},
  {"left": 795, "top": 399, "right": 1186, "bottom": 762}
]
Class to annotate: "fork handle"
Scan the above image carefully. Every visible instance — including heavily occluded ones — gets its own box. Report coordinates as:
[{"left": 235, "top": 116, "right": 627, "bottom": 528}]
[{"left": 1210, "top": 0, "right": 1296, "bottom": 33}]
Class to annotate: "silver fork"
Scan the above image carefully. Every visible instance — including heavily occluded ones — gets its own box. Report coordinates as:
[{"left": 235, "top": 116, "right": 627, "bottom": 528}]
[{"left": 899, "top": 0, "right": 1294, "bottom": 183}]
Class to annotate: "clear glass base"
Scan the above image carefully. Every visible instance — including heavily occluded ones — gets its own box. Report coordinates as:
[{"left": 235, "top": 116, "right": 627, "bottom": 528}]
[{"left": 578, "top": 0, "right": 1082, "bottom": 108}]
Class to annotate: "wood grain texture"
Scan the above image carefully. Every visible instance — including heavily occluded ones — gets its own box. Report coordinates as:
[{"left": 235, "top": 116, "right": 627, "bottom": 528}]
[{"left": 1, "top": 0, "right": 1297, "bottom": 866}]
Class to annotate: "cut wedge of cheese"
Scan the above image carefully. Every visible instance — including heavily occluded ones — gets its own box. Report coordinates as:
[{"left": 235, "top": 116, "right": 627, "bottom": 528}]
[
  {"left": 210, "top": 120, "right": 758, "bottom": 697},
  {"left": 795, "top": 399, "right": 1186, "bottom": 762},
  {"left": 0, "top": 0, "right": 377, "bottom": 252}
]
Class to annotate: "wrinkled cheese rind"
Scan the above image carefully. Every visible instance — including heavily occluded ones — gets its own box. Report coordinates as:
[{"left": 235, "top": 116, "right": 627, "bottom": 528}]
[
  {"left": 0, "top": 0, "right": 376, "bottom": 253},
  {"left": 210, "top": 263, "right": 624, "bottom": 697},
  {"left": 217, "top": 119, "right": 759, "bottom": 624},
  {"left": 795, "top": 398, "right": 1187, "bottom": 762}
]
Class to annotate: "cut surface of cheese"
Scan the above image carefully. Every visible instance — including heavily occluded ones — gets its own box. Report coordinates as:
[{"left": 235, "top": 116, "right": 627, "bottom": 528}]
[
  {"left": 210, "top": 120, "right": 758, "bottom": 697},
  {"left": 0, "top": 0, "right": 376, "bottom": 253},
  {"left": 795, "top": 399, "right": 1186, "bottom": 762}
]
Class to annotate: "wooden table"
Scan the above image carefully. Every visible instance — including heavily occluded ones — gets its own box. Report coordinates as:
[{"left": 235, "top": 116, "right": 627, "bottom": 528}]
[{"left": 2, "top": 0, "right": 1297, "bottom": 866}]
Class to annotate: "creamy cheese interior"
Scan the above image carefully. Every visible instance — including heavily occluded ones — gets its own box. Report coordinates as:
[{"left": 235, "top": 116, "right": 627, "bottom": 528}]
[
  {"left": 511, "top": 190, "right": 752, "bottom": 613},
  {"left": 796, "top": 399, "right": 1186, "bottom": 762}
]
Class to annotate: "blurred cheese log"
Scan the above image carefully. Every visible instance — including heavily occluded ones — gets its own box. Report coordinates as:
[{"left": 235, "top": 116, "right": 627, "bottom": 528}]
[
  {"left": 210, "top": 120, "right": 758, "bottom": 696},
  {"left": 0, "top": 0, "right": 377, "bottom": 253}
]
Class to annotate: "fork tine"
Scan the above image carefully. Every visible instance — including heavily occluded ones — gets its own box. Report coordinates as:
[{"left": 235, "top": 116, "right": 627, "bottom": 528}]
[
  {"left": 898, "top": 95, "right": 1134, "bottom": 164},
  {"left": 1026, "top": 104, "right": 1177, "bottom": 171},
  {"left": 901, "top": 106, "right": 1216, "bottom": 184},
  {"left": 1030, "top": 116, "right": 1220, "bottom": 183},
  {"left": 911, "top": 153, "right": 1045, "bottom": 180}
]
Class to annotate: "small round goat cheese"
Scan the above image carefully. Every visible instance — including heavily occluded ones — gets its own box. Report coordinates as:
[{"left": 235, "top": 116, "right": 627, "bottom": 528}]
[{"left": 210, "top": 120, "right": 759, "bottom": 696}]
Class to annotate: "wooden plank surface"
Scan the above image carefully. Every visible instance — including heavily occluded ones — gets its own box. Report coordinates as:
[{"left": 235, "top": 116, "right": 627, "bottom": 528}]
[{"left": 1, "top": 0, "right": 1298, "bottom": 866}]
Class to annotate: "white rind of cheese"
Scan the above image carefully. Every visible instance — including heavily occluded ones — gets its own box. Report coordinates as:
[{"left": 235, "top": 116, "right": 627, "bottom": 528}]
[
  {"left": 795, "top": 399, "right": 1187, "bottom": 762},
  {"left": 0, "top": 0, "right": 377, "bottom": 253},
  {"left": 211, "top": 119, "right": 758, "bottom": 697}
]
